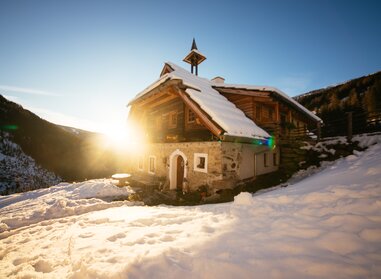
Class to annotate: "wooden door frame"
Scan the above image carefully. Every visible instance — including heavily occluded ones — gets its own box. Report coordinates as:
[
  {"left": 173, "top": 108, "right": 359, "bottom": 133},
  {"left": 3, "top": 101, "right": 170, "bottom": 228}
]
[{"left": 169, "top": 149, "right": 188, "bottom": 190}]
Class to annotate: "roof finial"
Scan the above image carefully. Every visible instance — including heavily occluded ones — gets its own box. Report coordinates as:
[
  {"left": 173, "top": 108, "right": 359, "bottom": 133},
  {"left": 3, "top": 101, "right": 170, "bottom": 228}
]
[
  {"left": 183, "top": 38, "right": 206, "bottom": 76},
  {"left": 191, "top": 38, "right": 198, "bottom": 50}
]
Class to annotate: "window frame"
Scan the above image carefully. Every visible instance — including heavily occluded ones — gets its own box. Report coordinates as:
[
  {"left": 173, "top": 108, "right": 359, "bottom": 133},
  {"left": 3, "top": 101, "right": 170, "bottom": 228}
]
[
  {"left": 194, "top": 153, "right": 208, "bottom": 173},
  {"left": 255, "top": 104, "right": 261, "bottom": 121},
  {"left": 187, "top": 109, "right": 196, "bottom": 123},
  {"left": 148, "top": 155, "right": 156, "bottom": 174},
  {"left": 168, "top": 111, "right": 177, "bottom": 129},
  {"left": 268, "top": 107, "right": 274, "bottom": 120}
]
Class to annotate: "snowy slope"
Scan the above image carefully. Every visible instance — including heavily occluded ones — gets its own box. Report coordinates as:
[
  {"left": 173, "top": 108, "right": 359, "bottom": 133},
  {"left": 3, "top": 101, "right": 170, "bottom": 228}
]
[
  {"left": 0, "top": 133, "right": 61, "bottom": 195},
  {"left": 1, "top": 136, "right": 381, "bottom": 278}
]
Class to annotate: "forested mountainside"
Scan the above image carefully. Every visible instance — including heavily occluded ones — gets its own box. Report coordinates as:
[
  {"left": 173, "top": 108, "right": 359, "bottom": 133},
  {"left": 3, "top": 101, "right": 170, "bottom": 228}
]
[
  {"left": 0, "top": 132, "right": 61, "bottom": 195},
  {"left": 0, "top": 95, "right": 121, "bottom": 184},
  {"left": 295, "top": 71, "right": 381, "bottom": 136}
]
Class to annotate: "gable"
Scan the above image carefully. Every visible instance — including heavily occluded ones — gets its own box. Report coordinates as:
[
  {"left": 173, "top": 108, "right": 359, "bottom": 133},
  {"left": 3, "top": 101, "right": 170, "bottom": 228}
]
[
  {"left": 160, "top": 63, "right": 174, "bottom": 77},
  {"left": 129, "top": 62, "right": 271, "bottom": 140},
  {"left": 128, "top": 78, "right": 225, "bottom": 138},
  {"left": 213, "top": 84, "right": 321, "bottom": 123}
]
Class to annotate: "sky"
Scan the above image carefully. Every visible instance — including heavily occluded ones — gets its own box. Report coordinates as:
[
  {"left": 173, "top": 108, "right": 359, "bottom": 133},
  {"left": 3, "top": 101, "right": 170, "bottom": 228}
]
[{"left": 0, "top": 0, "right": 380, "bottom": 133}]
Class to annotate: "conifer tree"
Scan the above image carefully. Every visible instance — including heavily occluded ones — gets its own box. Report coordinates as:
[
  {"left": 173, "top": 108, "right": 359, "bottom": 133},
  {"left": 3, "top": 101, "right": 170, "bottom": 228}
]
[
  {"left": 363, "top": 89, "right": 377, "bottom": 113},
  {"left": 348, "top": 88, "right": 359, "bottom": 108},
  {"left": 328, "top": 93, "right": 340, "bottom": 110}
]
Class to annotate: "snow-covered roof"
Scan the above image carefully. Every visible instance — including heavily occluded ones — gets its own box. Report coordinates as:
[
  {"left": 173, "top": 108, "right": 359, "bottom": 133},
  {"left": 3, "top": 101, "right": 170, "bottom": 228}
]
[
  {"left": 214, "top": 83, "right": 322, "bottom": 122},
  {"left": 131, "top": 62, "right": 270, "bottom": 140}
]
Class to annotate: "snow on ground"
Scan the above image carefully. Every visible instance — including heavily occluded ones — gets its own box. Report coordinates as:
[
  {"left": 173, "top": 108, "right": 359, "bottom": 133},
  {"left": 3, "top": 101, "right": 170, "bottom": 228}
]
[
  {"left": 1, "top": 137, "right": 381, "bottom": 278},
  {"left": 0, "top": 179, "right": 135, "bottom": 232}
]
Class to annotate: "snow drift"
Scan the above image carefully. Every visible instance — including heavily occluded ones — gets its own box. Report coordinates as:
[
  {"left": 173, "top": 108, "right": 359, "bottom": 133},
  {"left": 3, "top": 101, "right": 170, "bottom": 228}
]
[{"left": 0, "top": 135, "right": 381, "bottom": 278}]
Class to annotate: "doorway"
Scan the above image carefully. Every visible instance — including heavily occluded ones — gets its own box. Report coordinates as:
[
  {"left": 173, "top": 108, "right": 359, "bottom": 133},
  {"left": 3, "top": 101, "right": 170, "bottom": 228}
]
[
  {"left": 176, "top": 156, "right": 184, "bottom": 191},
  {"left": 169, "top": 149, "right": 188, "bottom": 190}
]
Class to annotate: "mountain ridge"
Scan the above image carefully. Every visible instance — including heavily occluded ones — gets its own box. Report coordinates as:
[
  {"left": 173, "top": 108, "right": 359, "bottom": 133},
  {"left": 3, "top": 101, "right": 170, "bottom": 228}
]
[{"left": 0, "top": 95, "right": 121, "bottom": 185}]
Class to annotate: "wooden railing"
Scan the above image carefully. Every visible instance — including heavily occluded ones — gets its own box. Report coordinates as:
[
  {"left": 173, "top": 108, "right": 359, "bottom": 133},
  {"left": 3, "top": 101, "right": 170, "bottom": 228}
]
[{"left": 318, "top": 107, "right": 381, "bottom": 141}]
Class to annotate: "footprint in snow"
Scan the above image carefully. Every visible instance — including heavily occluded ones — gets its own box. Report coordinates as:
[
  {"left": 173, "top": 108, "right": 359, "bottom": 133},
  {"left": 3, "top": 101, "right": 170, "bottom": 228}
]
[
  {"left": 78, "top": 232, "right": 94, "bottom": 238},
  {"left": 107, "top": 232, "right": 126, "bottom": 242},
  {"left": 202, "top": 226, "right": 215, "bottom": 233},
  {"left": 33, "top": 259, "right": 54, "bottom": 273},
  {"left": 160, "top": 235, "right": 175, "bottom": 242}
]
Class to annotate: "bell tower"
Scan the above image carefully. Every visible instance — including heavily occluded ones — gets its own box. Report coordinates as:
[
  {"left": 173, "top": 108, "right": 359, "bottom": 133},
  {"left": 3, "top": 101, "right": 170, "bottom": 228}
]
[{"left": 183, "top": 38, "right": 206, "bottom": 76}]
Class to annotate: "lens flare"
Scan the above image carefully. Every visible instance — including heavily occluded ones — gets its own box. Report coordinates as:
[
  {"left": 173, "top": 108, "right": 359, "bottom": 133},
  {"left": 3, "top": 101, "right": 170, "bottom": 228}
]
[
  {"left": 251, "top": 136, "right": 275, "bottom": 149},
  {"left": 100, "top": 120, "right": 146, "bottom": 155},
  {"left": 1, "top": 125, "right": 18, "bottom": 131}
]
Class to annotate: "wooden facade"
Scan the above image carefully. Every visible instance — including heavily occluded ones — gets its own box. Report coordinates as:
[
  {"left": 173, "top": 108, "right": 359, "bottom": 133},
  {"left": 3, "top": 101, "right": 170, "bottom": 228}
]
[
  {"left": 129, "top": 86, "right": 215, "bottom": 144},
  {"left": 216, "top": 87, "right": 317, "bottom": 141},
  {"left": 129, "top": 83, "right": 318, "bottom": 145}
]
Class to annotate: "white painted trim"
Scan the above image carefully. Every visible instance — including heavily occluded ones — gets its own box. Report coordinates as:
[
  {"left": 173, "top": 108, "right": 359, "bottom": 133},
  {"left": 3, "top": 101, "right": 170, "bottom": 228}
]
[
  {"left": 148, "top": 155, "right": 156, "bottom": 174},
  {"left": 169, "top": 149, "right": 188, "bottom": 190},
  {"left": 194, "top": 153, "right": 208, "bottom": 173}
]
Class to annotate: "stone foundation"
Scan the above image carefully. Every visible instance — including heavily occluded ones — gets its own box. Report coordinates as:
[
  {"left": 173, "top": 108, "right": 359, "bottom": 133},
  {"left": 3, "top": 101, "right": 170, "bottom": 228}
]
[{"left": 128, "top": 141, "right": 277, "bottom": 192}]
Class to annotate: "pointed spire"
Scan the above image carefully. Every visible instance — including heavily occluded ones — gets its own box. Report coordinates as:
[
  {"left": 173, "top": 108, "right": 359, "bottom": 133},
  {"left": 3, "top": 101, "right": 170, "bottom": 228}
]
[
  {"left": 183, "top": 38, "right": 206, "bottom": 76},
  {"left": 191, "top": 38, "right": 198, "bottom": 50}
]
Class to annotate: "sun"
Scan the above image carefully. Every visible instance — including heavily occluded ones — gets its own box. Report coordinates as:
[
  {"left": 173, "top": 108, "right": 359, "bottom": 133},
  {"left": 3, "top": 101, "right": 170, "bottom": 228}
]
[
  {"left": 104, "top": 126, "right": 128, "bottom": 144},
  {"left": 100, "top": 121, "right": 146, "bottom": 154}
]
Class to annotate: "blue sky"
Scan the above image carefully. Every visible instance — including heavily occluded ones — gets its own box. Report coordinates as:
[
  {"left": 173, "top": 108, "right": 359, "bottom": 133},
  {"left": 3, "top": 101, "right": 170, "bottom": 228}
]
[{"left": 0, "top": 0, "right": 380, "bottom": 133}]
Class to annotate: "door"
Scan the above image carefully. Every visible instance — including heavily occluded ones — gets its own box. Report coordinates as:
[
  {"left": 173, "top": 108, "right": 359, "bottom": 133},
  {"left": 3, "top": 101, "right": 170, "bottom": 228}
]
[{"left": 176, "top": 156, "right": 184, "bottom": 190}]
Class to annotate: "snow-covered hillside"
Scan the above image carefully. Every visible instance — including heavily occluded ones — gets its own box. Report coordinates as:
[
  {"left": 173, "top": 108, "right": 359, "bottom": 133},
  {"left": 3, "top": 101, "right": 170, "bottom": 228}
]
[
  {"left": 0, "top": 133, "right": 61, "bottom": 195},
  {"left": 1, "top": 135, "right": 381, "bottom": 278}
]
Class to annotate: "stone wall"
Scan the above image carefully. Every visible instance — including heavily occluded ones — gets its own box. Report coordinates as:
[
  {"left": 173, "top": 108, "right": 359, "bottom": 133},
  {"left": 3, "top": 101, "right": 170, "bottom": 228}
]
[
  {"left": 130, "top": 142, "right": 223, "bottom": 191},
  {"left": 128, "top": 141, "right": 278, "bottom": 192},
  {"left": 220, "top": 142, "right": 278, "bottom": 183}
]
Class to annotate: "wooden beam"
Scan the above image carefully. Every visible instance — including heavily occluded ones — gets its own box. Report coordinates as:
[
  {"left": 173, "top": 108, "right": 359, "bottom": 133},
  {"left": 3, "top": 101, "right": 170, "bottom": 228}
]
[
  {"left": 275, "top": 102, "right": 280, "bottom": 122},
  {"left": 132, "top": 79, "right": 181, "bottom": 107},
  {"left": 215, "top": 87, "right": 270, "bottom": 97},
  {"left": 144, "top": 94, "right": 179, "bottom": 109}
]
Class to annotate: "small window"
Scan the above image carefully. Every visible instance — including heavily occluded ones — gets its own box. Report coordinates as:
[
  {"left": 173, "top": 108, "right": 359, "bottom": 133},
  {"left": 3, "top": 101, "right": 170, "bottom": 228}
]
[
  {"left": 273, "top": 153, "right": 277, "bottom": 166},
  {"left": 149, "top": 156, "right": 156, "bottom": 174},
  {"left": 194, "top": 153, "right": 208, "bottom": 173},
  {"left": 156, "top": 115, "right": 163, "bottom": 129},
  {"left": 256, "top": 105, "right": 261, "bottom": 120},
  {"left": 138, "top": 156, "right": 144, "bottom": 171},
  {"left": 264, "top": 153, "right": 268, "bottom": 167},
  {"left": 198, "top": 157, "right": 205, "bottom": 169},
  {"left": 162, "top": 114, "right": 169, "bottom": 127},
  {"left": 269, "top": 108, "right": 274, "bottom": 120},
  {"left": 188, "top": 109, "right": 196, "bottom": 123},
  {"left": 168, "top": 111, "right": 177, "bottom": 129}
]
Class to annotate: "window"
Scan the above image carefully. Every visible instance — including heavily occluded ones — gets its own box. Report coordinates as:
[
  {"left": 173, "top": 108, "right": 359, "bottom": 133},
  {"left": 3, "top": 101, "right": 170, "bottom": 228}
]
[
  {"left": 273, "top": 153, "right": 277, "bottom": 166},
  {"left": 138, "top": 156, "right": 144, "bottom": 171},
  {"left": 156, "top": 115, "right": 163, "bottom": 129},
  {"left": 168, "top": 111, "right": 177, "bottom": 129},
  {"left": 149, "top": 156, "right": 156, "bottom": 174},
  {"left": 255, "top": 105, "right": 261, "bottom": 120},
  {"left": 188, "top": 109, "right": 196, "bottom": 123},
  {"left": 198, "top": 157, "right": 205, "bottom": 169},
  {"left": 194, "top": 153, "right": 208, "bottom": 173},
  {"left": 269, "top": 108, "right": 274, "bottom": 120},
  {"left": 264, "top": 153, "right": 268, "bottom": 167}
]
